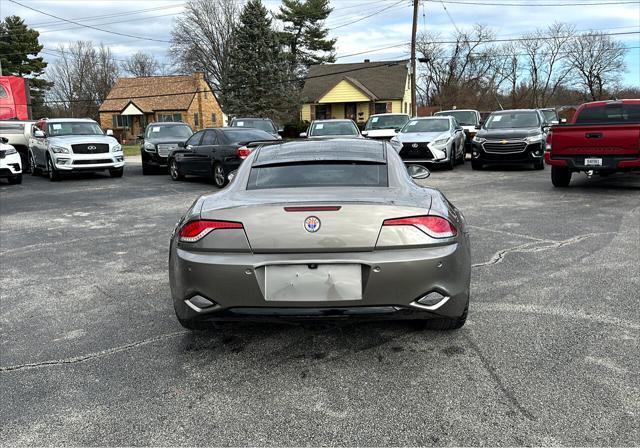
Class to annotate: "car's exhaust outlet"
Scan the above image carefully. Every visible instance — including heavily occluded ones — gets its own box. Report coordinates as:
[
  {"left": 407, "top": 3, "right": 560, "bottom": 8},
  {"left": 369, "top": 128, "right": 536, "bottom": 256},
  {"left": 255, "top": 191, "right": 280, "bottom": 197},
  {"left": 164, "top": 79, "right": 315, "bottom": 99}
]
[
  {"left": 410, "top": 291, "right": 450, "bottom": 311},
  {"left": 185, "top": 295, "right": 218, "bottom": 313}
]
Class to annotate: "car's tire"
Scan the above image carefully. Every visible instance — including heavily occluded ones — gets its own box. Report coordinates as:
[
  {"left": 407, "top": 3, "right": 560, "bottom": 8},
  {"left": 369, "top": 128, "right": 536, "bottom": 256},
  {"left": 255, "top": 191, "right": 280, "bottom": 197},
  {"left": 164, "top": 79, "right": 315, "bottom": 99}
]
[
  {"left": 551, "top": 166, "right": 571, "bottom": 187},
  {"left": 176, "top": 315, "right": 211, "bottom": 331},
  {"left": 8, "top": 174, "right": 22, "bottom": 184},
  {"left": 109, "top": 167, "right": 124, "bottom": 178},
  {"left": 457, "top": 144, "right": 465, "bottom": 164},
  {"left": 213, "top": 163, "right": 228, "bottom": 188},
  {"left": 534, "top": 160, "right": 545, "bottom": 170},
  {"left": 169, "top": 159, "right": 184, "bottom": 181},
  {"left": 471, "top": 160, "right": 482, "bottom": 170},
  {"left": 420, "top": 303, "right": 468, "bottom": 331},
  {"left": 47, "top": 157, "right": 60, "bottom": 182},
  {"left": 445, "top": 147, "right": 455, "bottom": 170},
  {"left": 29, "top": 151, "right": 40, "bottom": 176}
]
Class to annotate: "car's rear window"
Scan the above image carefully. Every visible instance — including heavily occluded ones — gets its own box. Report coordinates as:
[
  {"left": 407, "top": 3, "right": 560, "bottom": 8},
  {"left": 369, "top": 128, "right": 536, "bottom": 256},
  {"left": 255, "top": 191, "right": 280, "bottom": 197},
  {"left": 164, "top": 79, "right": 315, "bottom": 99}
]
[
  {"left": 575, "top": 104, "right": 640, "bottom": 124},
  {"left": 222, "top": 129, "right": 275, "bottom": 144},
  {"left": 247, "top": 162, "right": 388, "bottom": 190}
]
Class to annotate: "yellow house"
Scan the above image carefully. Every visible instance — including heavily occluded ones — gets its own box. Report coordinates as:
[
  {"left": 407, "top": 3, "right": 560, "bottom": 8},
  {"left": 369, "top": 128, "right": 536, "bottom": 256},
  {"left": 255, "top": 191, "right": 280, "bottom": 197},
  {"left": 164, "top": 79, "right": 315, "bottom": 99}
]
[{"left": 300, "top": 59, "right": 412, "bottom": 125}]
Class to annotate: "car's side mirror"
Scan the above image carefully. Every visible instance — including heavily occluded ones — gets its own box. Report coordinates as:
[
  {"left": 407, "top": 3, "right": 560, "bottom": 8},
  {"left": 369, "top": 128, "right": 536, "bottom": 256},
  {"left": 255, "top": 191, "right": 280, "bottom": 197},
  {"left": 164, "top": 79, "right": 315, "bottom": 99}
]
[
  {"left": 277, "top": 128, "right": 284, "bottom": 134},
  {"left": 106, "top": 129, "right": 114, "bottom": 136},
  {"left": 299, "top": 132, "right": 308, "bottom": 138},
  {"left": 137, "top": 134, "right": 144, "bottom": 140},
  {"left": 394, "top": 128, "right": 401, "bottom": 133},
  {"left": 177, "top": 141, "right": 185, "bottom": 148},
  {"left": 0, "top": 136, "right": 8, "bottom": 144},
  {"left": 33, "top": 129, "right": 46, "bottom": 138},
  {"left": 560, "top": 118, "right": 567, "bottom": 123},
  {"left": 361, "top": 130, "right": 369, "bottom": 136},
  {"left": 407, "top": 164, "right": 430, "bottom": 179},
  {"left": 474, "top": 125, "right": 481, "bottom": 130},
  {"left": 228, "top": 170, "right": 238, "bottom": 183}
]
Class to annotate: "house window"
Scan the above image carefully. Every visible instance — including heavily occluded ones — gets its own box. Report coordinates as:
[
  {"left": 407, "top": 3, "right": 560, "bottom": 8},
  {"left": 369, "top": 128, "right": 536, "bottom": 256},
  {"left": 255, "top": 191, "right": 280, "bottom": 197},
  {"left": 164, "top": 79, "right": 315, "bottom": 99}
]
[
  {"left": 112, "top": 114, "right": 132, "bottom": 129},
  {"left": 194, "top": 112, "right": 200, "bottom": 127},
  {"left": 374, "top": 103, "right": 387, "bottom": 114},
  {"left": 211, "top": 113, "right": 217, "bottom": 125},
  {"left": 157, "top": 113, "right": 182, "bottom": 122},
  {"left": 315, "top": 104, "right": 331, "bottom": 120}
]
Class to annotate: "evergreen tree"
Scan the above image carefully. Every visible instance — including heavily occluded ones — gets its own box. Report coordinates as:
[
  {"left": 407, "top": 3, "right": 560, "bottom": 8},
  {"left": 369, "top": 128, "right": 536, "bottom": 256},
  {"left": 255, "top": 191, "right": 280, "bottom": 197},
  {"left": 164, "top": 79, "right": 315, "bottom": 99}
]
[
  {"left": 0, "top": 16, "right": 52, "bottom": 117},
  {"left": 221, "top": 0, "right": 295, "bottom": 122},
  {"left": 277, "top": 0, "right": 336, "bottom": 75}
]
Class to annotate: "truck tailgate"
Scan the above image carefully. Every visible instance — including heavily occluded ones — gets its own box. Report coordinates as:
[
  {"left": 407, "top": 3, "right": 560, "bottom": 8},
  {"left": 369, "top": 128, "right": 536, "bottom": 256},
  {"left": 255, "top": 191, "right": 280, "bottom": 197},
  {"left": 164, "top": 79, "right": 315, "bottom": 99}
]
[{"left": 549, "top": 124, "right": 640, "bottom": 156}]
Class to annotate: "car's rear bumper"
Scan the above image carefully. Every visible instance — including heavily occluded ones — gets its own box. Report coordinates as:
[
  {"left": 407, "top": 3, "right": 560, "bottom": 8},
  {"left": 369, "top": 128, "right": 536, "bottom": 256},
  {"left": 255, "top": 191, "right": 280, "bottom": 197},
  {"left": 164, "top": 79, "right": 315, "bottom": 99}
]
[
  {"left": 544, "top": 152, "right": 640, "bottom": 171},
  {"left": 170, "top": 242, "right": 471, "bottom": 323}
]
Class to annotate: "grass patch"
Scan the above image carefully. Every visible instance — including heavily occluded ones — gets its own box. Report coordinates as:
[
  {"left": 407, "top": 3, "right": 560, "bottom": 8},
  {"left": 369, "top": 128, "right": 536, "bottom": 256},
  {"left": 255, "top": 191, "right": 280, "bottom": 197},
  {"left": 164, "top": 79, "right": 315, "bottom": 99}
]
[{"left": 123, "top": 145, "right": 139, "bottom": 157}]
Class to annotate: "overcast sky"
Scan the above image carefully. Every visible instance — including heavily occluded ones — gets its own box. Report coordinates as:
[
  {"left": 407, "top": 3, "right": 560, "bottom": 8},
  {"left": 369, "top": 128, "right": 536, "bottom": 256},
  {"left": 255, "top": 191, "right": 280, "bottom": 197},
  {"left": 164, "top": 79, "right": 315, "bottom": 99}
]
[{"left": 1, "top": 0, "right": 639, "bottom": 86}]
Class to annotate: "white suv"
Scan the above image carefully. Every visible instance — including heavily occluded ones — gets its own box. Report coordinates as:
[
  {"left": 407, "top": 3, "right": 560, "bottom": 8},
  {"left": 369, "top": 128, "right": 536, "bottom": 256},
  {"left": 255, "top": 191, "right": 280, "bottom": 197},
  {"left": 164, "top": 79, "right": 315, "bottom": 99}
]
[
  {"left": 0, "top": 137, "right": 22, "bottom": 184},
  {"left": 29, "top": 118, "right": 124, "bottom": 181}
]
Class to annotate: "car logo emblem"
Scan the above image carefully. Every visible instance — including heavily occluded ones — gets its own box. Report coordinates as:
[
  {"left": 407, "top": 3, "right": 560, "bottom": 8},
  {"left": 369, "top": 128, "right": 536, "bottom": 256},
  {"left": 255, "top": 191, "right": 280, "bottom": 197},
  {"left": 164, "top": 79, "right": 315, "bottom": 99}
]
[
  {"left": 500, "top": 140, "right": 508, "bottom": 144},
  {"left": 87, "top": 145, "right": 96, "bottom": 150},
  {"left": 412, "top": 143, "right": 419, "bottom": 148},
  {"left": 304, "top": 216, "right": 320, "bottom": 233}
]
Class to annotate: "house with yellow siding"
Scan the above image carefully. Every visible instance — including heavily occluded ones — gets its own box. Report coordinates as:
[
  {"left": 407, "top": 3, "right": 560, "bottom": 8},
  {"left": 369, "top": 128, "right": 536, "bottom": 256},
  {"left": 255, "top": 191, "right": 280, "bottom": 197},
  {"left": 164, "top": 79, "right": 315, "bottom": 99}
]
[
  {"left": 99, "top": 72, "right": 224, "bottom": 142},
  {"left": 300, "top": 60, "right": 412, "bottom": 125}
]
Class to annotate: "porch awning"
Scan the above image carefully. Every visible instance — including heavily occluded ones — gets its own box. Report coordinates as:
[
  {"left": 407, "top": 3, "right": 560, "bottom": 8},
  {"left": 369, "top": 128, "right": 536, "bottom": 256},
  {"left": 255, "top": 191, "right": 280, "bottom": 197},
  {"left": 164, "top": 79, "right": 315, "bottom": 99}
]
[{"left": 120, "top": 101, "right": 144, "bottom": 116}]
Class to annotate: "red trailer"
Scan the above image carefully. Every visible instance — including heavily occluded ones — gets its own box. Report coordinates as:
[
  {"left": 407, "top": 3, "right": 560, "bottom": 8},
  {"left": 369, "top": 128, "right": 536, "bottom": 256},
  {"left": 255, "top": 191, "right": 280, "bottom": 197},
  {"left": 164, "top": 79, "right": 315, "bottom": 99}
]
[{"left": 0, "top": 76, "right": 31, "bottom": 120}]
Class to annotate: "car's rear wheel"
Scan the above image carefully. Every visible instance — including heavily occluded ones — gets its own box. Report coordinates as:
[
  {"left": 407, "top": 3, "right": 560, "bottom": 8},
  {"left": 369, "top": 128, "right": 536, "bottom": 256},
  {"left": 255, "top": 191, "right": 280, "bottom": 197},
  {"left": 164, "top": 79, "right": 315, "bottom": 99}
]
[
  {"left": 551, "top": 166, "right": 571, "bottom": 187},
  {"left": 169, "top": 159, "right": 184, "bottom": 181},
  {"left": 176, "top": 315, "right": 210, "bottom": 331},
  {"left": 47, "top": 157, "right": 60, "bottom": 182},
  {"left": 418, "top": 303, "right": 468, "bottom": 331},
  {"left": 213, "top": 163, "right": 227, "bottom": 188},
  {"left": 109, "top": 167, "right": 124, "bottom": 178},
  {"left": 8, "top": 174, "right": 22, "bottom": 184}
]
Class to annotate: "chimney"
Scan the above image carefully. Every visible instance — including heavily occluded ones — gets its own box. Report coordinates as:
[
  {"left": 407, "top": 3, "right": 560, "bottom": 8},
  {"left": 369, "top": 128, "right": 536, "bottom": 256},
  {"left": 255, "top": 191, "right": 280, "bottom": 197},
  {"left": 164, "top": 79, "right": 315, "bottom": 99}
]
[{"left": 364, "top": 59, "right": 370, "bottom": 63}]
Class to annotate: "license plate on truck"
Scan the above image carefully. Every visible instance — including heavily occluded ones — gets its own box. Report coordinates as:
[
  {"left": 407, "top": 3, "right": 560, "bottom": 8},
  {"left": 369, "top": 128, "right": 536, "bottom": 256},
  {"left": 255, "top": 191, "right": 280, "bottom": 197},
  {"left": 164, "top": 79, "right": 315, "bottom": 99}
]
[
  {"left": 584, "top": 158, "right": 602, "bottom": 166},
  {"left": 264, "top": 264, "right": 362, "bottom": 302}
]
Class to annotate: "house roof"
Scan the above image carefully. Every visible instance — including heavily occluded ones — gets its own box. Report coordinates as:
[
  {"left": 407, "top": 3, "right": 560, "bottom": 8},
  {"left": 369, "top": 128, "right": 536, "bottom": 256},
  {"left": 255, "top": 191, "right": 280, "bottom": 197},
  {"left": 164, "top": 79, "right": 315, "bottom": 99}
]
[
  {"left": 99, "top": 75, "right": 201, "bottom": 113},
  {"left": 301, "top": 60, "right": 409, "bottom": 103}
]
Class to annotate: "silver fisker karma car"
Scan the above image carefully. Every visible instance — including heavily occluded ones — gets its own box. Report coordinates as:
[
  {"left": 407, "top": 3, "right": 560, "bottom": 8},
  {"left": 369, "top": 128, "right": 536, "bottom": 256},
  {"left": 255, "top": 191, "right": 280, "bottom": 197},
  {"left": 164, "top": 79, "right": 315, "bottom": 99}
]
[{"left": 169, "top": 139, "right": 471, "bottom": 330}]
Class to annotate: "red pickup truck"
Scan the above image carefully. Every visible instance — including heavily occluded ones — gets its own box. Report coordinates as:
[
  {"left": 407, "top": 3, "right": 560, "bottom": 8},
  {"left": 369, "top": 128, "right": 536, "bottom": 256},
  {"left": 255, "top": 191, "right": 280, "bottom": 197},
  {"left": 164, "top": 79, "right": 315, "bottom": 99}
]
[{"left": 544, "top": 99, "right": 640, "bottom": 187}]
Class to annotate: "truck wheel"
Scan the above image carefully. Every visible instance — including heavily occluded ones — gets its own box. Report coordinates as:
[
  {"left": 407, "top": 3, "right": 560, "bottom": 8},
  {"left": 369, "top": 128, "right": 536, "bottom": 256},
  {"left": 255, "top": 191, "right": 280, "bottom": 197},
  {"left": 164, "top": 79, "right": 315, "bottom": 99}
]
[
  {"left": 8, "top": 174, "right": 22, "bottom": 184},
  {"left": 551, "top": 166, "right": 571, "bottom": 187},
  {"left": 109, "top": 167, "right": 124, "bottom": 178},
  {"left": 47, "top": 157, "right": 61, "bottom": 182},
  {"left": 471, "top": 160, "right": 482, "bottom": 170}
]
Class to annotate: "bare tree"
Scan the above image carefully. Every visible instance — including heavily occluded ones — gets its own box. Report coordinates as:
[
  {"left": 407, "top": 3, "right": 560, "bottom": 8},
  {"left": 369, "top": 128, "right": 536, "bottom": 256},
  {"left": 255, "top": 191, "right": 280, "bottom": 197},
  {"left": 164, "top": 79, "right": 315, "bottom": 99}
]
[
  {"left": 519, "top": 22, "right": 575, "bottom": 107},
  {"left": 47, "top": 41, "right": 119, "bottom": 119},
  {"left": 169, "top": 0, "right": 241, "bottom": 92},
  {"left": 122, "top": 51, "right": 160, "bottom": 77},
  {"left": 566, "top": 31, "right": 627, "bottom": 101}
]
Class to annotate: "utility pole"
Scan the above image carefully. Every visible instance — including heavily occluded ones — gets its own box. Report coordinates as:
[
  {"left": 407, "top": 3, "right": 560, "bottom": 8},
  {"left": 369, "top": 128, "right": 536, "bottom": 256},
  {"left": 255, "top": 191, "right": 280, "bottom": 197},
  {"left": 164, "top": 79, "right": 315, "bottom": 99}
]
[{"left": 410, "top": 0, "right": 419, "bottom": 117}]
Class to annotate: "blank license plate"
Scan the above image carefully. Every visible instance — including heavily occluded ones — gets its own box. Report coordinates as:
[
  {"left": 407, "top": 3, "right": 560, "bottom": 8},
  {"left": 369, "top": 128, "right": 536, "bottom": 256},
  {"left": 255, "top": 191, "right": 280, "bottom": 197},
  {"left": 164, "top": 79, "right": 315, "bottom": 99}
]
[
  {"left": 264, "top": 264, "right": 362, "bottom": 302},
  {"left": 584, "top": 158, "right": 602, "bottom": 166}
]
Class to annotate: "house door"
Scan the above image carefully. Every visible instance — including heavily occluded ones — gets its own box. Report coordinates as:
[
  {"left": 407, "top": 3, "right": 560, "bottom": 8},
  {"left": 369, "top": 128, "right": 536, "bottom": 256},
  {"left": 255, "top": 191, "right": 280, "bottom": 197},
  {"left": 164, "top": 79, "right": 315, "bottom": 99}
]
[{"left": 345, "top": 103, "right": 357, "bottom": 121}]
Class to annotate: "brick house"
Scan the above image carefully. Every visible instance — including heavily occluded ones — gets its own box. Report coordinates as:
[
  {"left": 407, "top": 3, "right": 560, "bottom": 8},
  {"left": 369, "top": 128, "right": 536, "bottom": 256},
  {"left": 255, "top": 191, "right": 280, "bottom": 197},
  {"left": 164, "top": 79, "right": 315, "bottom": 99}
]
[
  {"left": 300, "top": 60, "right": 411, "bottom": 126},
  {"left": 99, "top": 72, "right": 224, "bottom": 142}
]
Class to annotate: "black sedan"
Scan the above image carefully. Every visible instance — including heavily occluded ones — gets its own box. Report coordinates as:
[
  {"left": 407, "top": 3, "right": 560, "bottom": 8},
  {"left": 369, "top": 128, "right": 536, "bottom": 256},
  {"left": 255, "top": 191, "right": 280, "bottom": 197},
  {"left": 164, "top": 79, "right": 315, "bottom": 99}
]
[{"left": 168, "top": 128, "right": 278, "bottom": 187}]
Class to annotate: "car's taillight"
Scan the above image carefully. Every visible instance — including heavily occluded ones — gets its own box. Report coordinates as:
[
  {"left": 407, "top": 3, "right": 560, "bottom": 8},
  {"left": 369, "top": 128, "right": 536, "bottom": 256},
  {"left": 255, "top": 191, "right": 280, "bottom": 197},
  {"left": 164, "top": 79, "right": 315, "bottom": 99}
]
[
  {"left": 383, "top": 215, "right": 457, "bottom": 238},
  {"left": 179, "top": 220, "right": 243, "bottom": 242},
  {"left": 545, "top": 132, "right": 552, "bottom": 151},
  {"left": 236, "top": 146, "right": 251, "bottom": 159}
]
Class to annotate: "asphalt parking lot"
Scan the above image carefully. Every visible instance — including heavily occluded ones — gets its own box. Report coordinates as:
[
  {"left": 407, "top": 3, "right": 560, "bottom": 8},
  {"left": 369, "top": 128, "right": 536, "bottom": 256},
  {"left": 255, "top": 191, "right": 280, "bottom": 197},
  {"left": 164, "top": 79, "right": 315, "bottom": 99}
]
[{"left": 1, "top": 159, "right": 639, "bottom": 446}]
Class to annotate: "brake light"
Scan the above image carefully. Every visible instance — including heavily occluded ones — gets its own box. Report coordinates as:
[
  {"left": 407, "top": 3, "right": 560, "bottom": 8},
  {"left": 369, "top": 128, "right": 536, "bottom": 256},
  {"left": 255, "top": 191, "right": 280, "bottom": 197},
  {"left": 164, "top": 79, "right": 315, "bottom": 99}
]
[
  {"left": 383, "top": 215, "right": 457, "bottom": 238},
  {"left": 179, "top": 220, "right": 243, "bottom": 242},
  {"left": 546, "top": 133, "right": 552, "bottom": 151},
  {"left": 236, "top": 146, "right": 251, "bottom": 159}
]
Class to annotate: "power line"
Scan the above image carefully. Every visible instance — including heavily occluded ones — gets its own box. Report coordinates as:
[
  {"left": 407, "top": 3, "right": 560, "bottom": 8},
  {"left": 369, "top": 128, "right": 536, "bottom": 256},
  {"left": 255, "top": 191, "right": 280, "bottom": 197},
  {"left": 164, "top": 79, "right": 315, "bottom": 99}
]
[
  {"left": 328, "top": 0, "right": 408, "bottom": 30},
  {"left": 7, "top": 0, "right": 172, "bottom": 44},
  {"left": 427, "top": 0, "right": 640, "bottom": 5}
]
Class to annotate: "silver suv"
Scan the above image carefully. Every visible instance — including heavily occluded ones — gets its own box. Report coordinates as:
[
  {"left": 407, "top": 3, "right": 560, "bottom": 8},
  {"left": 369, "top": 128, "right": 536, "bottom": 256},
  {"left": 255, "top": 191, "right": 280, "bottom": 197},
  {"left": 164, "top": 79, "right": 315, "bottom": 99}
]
[{"left": 29, "top": 118, "right": 124, "bottom": 181}]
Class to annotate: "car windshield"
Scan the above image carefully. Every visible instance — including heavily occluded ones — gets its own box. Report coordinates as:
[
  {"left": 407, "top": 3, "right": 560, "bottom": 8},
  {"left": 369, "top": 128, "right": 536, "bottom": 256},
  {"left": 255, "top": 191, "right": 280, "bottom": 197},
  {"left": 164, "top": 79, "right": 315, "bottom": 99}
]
[
  {"left": 47, "top": 121, "right": 104, "bottom": 136},
  {"left": 401, "top": 119, "right": 450, "bottom": 133},
  {"left": 248, "top": 162, "right": 388, "bottom": 189},
  {"left": 435, "top": 111, "right": 477, "bottom": 125},
  {"left": 310, "top": 121, "right": 359, "bottom": 136},
  {"left": 365, "top": 115, "right": 409, "bottom": 130},
  {"left": 541, "top": 110, "right": 558, "bottom": 122},
  {"left": 232, "top": 119, "right": 275, "bottom": 133},
  {"left": 223, "top": 129, "right": 275, "bottom": 144},
  {"left": 484, "top": 112, "right": 540, "bottom": 129},
  {"left": 146, "top": 124, "right": 192, "bottom": 139}
]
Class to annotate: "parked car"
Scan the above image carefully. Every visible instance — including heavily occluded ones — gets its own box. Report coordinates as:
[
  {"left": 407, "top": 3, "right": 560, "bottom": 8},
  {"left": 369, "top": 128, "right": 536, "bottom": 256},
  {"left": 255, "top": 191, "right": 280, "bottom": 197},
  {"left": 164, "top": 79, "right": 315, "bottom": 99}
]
[
  {"left": 0, "top": 137, "right": 22, "bottom": 184},
  {"left": 539, "top": 108, "right": 561, "bottom": 125},
  {"left": 300, "top": 119, "right": 362, "bottom": 139},
  {"left": 229, "top": 117, "right": 282, "bottom": 139},
  {"left": 168, "top": 127, "right": 278, "bottom": 187},
  {"left": 545, "top": 99, "right": 640, "bottom": 187},
  {"left": 169, "top": 139, "right": 470, "bottom": 330},
  {"left": 471, "top": 109, "right": 547, "bottom": 170},
  {"left": 29, "top": 118, "right": 124, "bottom": 181},
  {"left": 390, "top": 116, "right": 466, "bottom": 169},
  {"left": 0, "top": 120, "right": 35, "bottom": 172},
  {"left": 139, "top": 122, "right": 193, "bottom": 175},
  {"left": 434, "top": 109, "right": 482, "bottom": 150},
  {"left": 362, "top": 113, "right": 410, "bottom": 139}
]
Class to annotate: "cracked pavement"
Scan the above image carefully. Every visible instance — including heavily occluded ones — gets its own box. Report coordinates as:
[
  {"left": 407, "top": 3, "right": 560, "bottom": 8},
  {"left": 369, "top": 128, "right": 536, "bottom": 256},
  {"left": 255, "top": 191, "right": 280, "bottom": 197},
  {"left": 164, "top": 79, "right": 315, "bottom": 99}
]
[{"left": 1, "top": 161, "right": 639, "bottom": 445}]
